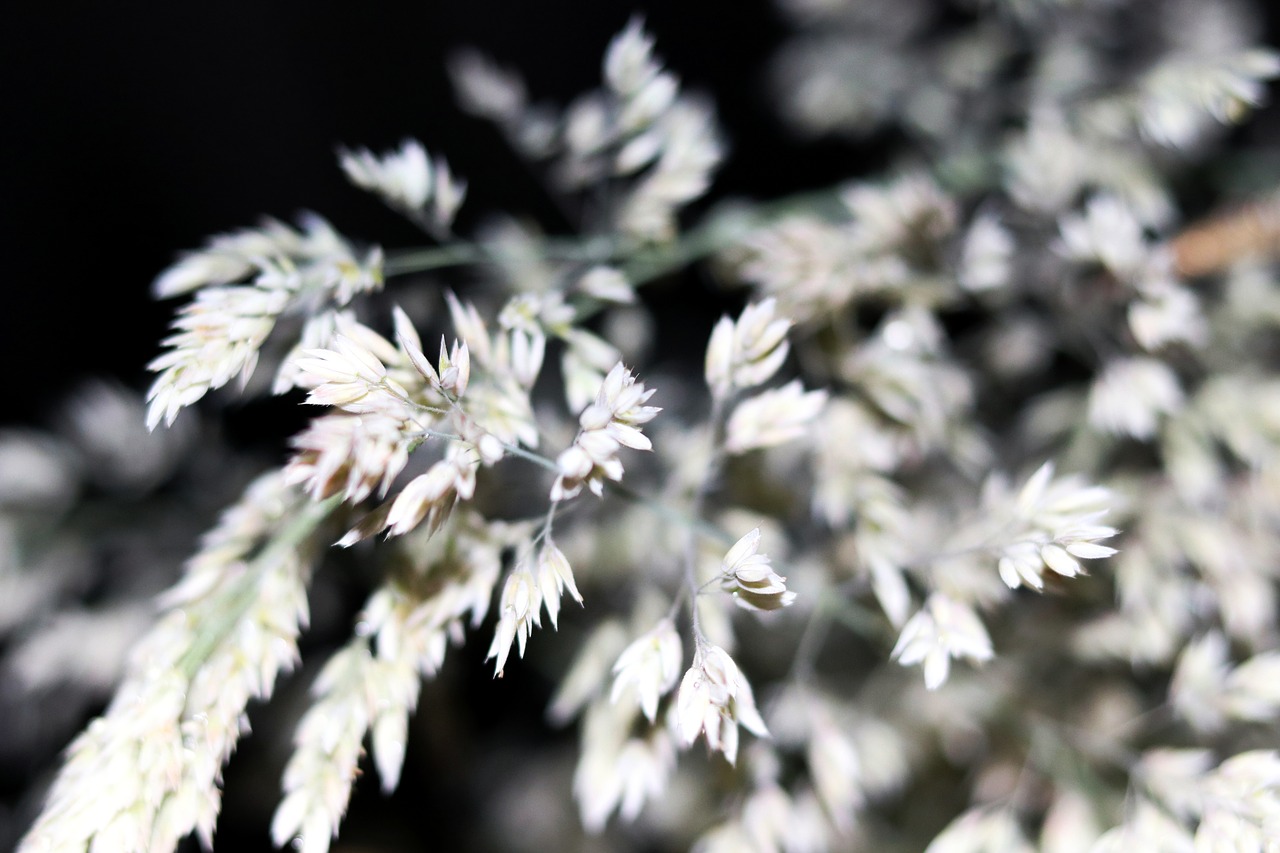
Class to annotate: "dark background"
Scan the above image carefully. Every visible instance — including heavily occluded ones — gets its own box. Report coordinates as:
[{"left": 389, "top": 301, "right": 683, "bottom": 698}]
[
  {"left": 0, "top": 4, "right": 833, "bottom": 850},
  {"left": 0, "top": 0, "right": 859, "bottom": 431},
  {"left": 6, "top": 2, "right": 1280, "bottom": 428},
  {"left": 5, "top": 2, "right": 1280, "bottom": 851}
]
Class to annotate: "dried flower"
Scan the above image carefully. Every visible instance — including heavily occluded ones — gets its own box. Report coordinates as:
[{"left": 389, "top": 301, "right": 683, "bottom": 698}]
[
  {"left": 534, "top": 541, "right": 583, "bottom": 629},
  {"left": 147, "top": 216, "right": 383, "bottom": 429},
  {"left": 994, "top": 462, "right": 1119, "bottom": 591}
]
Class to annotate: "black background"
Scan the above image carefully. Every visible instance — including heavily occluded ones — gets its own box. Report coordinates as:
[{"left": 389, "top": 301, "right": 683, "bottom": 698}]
[
  {"left": 7, "top": 2, "right": 1279, "bottom": 427},
  {"left": 0, "top": 0, "right": 861, "bottom": 430},
  {"left": 0, "top": 4, "right": 835, "bottom": 850},
  {"left": 4, "top": 2, "right": 1280, "bottom": 851}
]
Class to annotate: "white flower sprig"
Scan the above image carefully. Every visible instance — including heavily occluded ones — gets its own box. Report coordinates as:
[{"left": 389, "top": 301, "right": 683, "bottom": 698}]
[
  {"left": 1088, "top": 357, "right": 1184, "bottom": 440},
  {"left": 995, "top": 462, "right": 1119, "bottom": 591},
  {"left": 718, "top": 528, "right": 796, "bottom": 612},
  {"left": 724, "top": 380, "right": 827, "bottom": 454},
  {"left": 551, "top": 362, "right": 660, "bottom": 501},
  {"left": 611, "top": 618, "right": 683, "bottom": 722},
  {"left": 705, "top": 297, "right": 792, "bottom": 401},
  {"left": 892, "top": 594, "right": 994, "bottom": 690},
  {"left": 339, "top": 139, "right": 467, "bottom": 234},
  {"left": 20, "top": 472, "right": 326, "bottom": 853},
  {"left": 675, "top": 642, "right": 769, "bottom": 765},
  {"left": 147, "top": 216, "right": 383, "bottom": 429},
  {"left": 487, "top": 543, "right": 582, "bottom": 678}
]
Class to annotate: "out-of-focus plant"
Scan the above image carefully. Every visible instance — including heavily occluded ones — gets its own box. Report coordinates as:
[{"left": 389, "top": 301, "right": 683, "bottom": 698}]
[{"left": 14, "top": 2, "right": 1280, "bottom": 850}]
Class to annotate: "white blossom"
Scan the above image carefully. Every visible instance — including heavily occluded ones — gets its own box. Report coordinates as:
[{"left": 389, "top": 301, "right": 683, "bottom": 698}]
[
  {"left": 1004, "top": 109, "right": 1087, "bottom": 215},
  {"left": 1138, "top": 748, "right": 1214, "bottom": 821},
  {"left": 705, "top": 298, "right": 793, "bottom": 400},
  {"left": 576, "top": 265, "right": 636, "bottom": 304},
  {"left": 675, "top": 643, "right": 769, "bottom": 765},
  {"left": 843, "top": 172, "right": 958, "bottom": 253},
  {"left": 534, "top": 541, "right": 583, "bottom": 629},
  {"left": 724, "top": 380, "right": 827, "bottom": 454},
  {"left": 892, "top": 594, "right": 994, "bottom": 690},
  {"left": 959, "top": 213, "right": 1014, "bottom": 293},
  {"left": 719, "top": 527, "right": 796, "bottom": 612},
  {"left": 1129, "top": 278, "right": 1208, "bottom": 351},
  {"left": 1137, "top": 49, "right": 1280, "bottom": 148},
  {"left": 994, "top": 462, "right": 1119, "bottom": 591},
  {"left": 611, "top": 618, "right": 683, "bottom": 722},
  {"left": 1041, "top": 790, "right": 1104, "bottom": 853},
  {"left": 487, "top": 562, "right": 540, "bottom": 678},
  {"left": 1172, "top": 632, "right": 1280, "bottom": 734},
  {"left": 20, "top": 473, "right": 315, "bottom": 853},
  {"left": 146, "top": 285, "right": 288, "bottom": 429},
  {"left": 616, "top": 100, "right": 724, "bottom": 241},
  {"left": 1088, "top": 357, "right": 1184, "bottom": 440},
  {"left": 147, "top": 216, "right": 383, "bottom": 428},
  {"left": 448, "top": 49, "right": 529, "bottom": 127},
  {"left": 340, "top": 139, "right": 467, "bottom": 229},
  {"left": 573, "top": 694, "right": 676, "bottom": 832},
  {"left": 284, "top": 412, "right": 414, "bottom": 504},
  {"left": 382, "top": 445, "right": 478, "bottom": 537},
  {"left": 1058, "top": 195, "right": 1150, "bottom": 280},
  {"left": 925, "top": 807, "right": 1033, "bottom": 853},
  {"left": 1197, "top": 750, "right": 1280, "bottom": 851},
  {"left": 1090, "top": 800, "right": 1195, "bottom": 852},
  {"left": 551, "top": 363, "right": 659, "bottom": 500}
]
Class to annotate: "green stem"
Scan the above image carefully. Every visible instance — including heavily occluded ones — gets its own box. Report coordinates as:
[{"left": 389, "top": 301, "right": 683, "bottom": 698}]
[
  {"left": 421, "top": 427, "right": 738, "bottom": 555},
  {"left": 680, "top": 398, "right": 730, "bottom": 644},
  {"left": 384, "top": 236, "right": 620, "bottom": 277},
  {"left": 176, "top": 493, "right": 342, "bottom": 680},
  {"left": 608, "top": 481, "right": 736, "bottom": 548},
  {"left": 382, "top": 186, "right": 846, "bottom": 284}
]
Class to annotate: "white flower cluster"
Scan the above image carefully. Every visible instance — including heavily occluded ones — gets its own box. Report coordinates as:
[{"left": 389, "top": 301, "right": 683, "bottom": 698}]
[
  {"left": 273, "top": 518, "right": 499, "bottom": 853},
  {"left": 28, "top": 5, "right": 1280, "bottom": 853},
  {"left": 1137, "top": 48, "right": 1280, "bottom": 148},
  {"left": 675, "top": 642, "right": 769, "bottom": 765},
  {"left": 339, "top": 139, "right": 467, "bottom": 234},
  {"left": 486, "top": 542, "right": 582, "bottom": 677},
  {"left": 994, "top": 462, "right": 1119, "bottom": 592},
  {"left": 451, "top": 17, "right": 723, "bottom": 242},
  {"left": 610, "top": 618, "right": 683, "bottom": 722},
  {"left": 718, "top": 527, "right": 796, "bottom": 612},
  {"left": 704, "top": 298, "right": 826, "bottom": 454},
  {"left": 705, "top": 296, "right": 792, "bottom": 400},
  {"left": 1093, "top": 749, "right": 1280, "bottom": 850},
  {"left": 575, "top": 676, "right": 677, "bottom": 832},
  {"left": 20, "top": 472, "right": 317, "bottom": 853},
  {"left": 1171, "top": 631, "right": 1280, "bottom": 734},
  {"left": 550, "top": 362, "right": 659, "bottom": 501},
  {"left": 283, "top": 303, "right": 547, "bottom": 546},
  {"left": 548, "top": 616, "right": 683, "bottom": 832},
  {"left": 892, "top": 594, "right": 993, "bottom": 691},
  {"left": 1087, "top": 356, "right": 1185, "bottom": 440},
  {"left": 146, "top": 215, "right": 383, "bottom": 429},
  {"left": 738, "top": 173, "right": 963, "bottom": 323}
]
